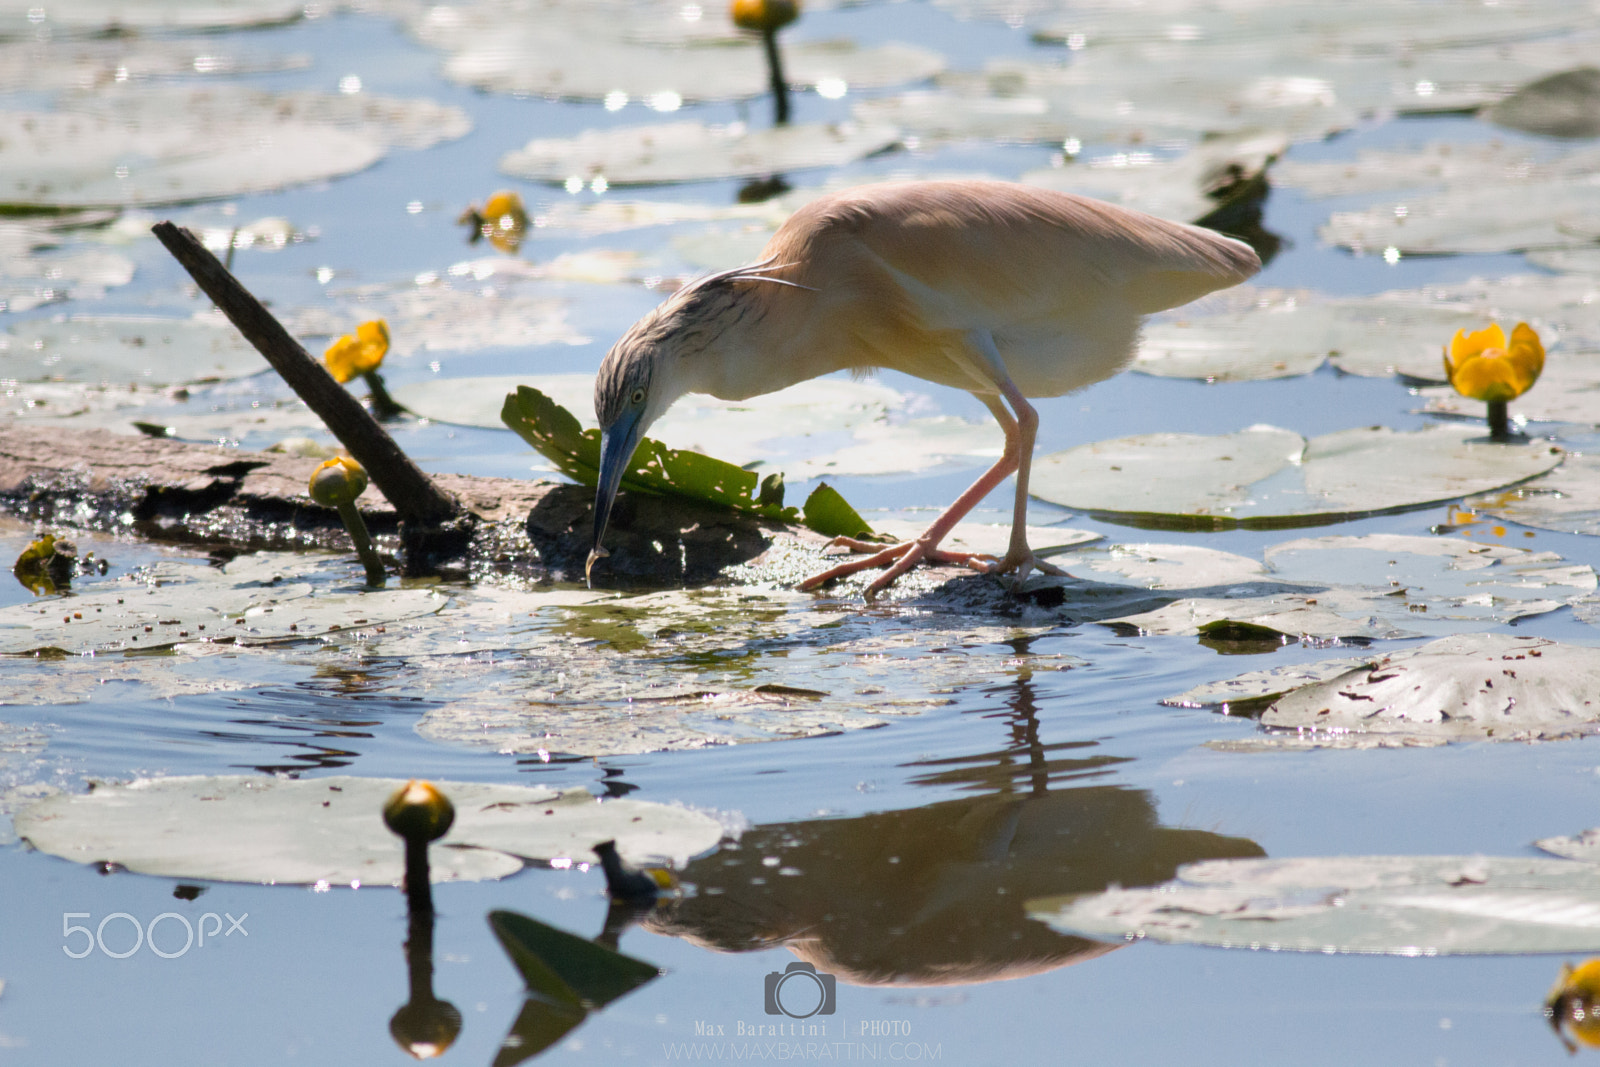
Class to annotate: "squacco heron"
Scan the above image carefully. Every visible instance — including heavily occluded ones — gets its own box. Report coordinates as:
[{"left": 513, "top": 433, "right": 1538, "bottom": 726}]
[{"left": 587, "top": 180, "right": 1260, "bottom": 597}]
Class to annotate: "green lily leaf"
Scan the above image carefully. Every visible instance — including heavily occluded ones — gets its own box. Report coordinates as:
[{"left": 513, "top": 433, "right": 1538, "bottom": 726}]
[
  {"left": 501, "top": 386, "right": 874, "bottom": 538},
  {"left": 801, "top": 483, "right": 873, "bottom": 540}
]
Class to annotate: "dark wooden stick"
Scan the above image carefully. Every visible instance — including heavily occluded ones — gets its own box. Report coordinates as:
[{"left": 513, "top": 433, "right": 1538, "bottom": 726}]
[{"left": 152, "top": 222, "right": 461, "bottom": 527}]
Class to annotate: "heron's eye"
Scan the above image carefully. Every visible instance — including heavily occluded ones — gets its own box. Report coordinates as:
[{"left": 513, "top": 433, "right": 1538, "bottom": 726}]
[{"left": 630, "top": 388, "right": 646, "bottom": 405}]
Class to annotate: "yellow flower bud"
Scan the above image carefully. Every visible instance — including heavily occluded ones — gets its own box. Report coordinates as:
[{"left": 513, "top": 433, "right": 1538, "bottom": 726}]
[
  {"left": 383, "top": 780, "right": 456, "bottom": 844},
  {"left": 308, "top": 456, "right": 369, "bottom": 507},
  {"left": 324, "top": 319, "right": 390, "bottom": 384},
  {"left": 731, "top": 0, "right": 799, "bottom": 32},
  {"left": 1443, "top": 321, "right": 1544, "bottom": 404}
]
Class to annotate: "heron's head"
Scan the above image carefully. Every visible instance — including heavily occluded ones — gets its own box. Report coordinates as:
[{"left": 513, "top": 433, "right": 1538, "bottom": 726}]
[
  {"left": 586, "top": 259, "right": 806, "bottom": 586},
  {"left": 585, "top": 294, "right": 701, "bottom": 585}
]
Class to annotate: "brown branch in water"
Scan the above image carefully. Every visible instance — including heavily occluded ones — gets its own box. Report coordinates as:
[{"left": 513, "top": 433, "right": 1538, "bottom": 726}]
[{"left": 151, "top": 221, "right": 462, "bottom": 528}]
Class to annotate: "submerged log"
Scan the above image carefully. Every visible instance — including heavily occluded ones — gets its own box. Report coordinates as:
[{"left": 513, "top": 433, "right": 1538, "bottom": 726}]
[{"left": 0, "top": 424, "right": 794, "bottom": 587}]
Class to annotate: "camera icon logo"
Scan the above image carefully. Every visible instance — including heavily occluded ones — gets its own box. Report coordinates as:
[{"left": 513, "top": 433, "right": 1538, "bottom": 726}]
[{"left": 763, "top": 961, "right": 837, "bottom": 1018}]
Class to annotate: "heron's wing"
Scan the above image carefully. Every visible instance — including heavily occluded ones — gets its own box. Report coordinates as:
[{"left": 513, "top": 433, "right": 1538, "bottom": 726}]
[{"left": 821, "top": 180, "right": 1259, "bottom": 322}]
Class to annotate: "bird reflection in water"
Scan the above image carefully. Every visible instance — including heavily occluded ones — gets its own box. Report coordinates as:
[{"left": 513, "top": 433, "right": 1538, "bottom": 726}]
[{"left": 644, "top": 649, "right": 1264, "bottom": 987}]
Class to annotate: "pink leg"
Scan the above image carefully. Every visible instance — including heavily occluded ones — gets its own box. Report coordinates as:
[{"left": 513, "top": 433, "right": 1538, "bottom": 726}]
[{"left": 796, "top": 330, "right": 1065, "bottom": 598}]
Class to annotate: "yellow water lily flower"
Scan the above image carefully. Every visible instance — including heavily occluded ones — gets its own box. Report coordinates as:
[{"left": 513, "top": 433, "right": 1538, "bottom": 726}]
[
  {"left": 732, "top": 0, "right": 799, "bottom": 32},
  {"left": 1548, "top": 959, "right": 1600, "bottom": 1052},
  {"left": 324, "top": 319, "right": 390, "bottom": 383},
  {"left": 1442, "top": 321, "right": 1544, "bottom": 404},
  {"left": 459, "top": 190, "right": 529, "bottom": 254}
]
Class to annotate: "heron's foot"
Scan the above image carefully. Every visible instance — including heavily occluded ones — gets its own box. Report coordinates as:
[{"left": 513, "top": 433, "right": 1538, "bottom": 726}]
[
  {"left": 820, "top": 535, "right": 888, "bottom": 554},
  {"left": 797, "top": 538, "right": 1003, "bottom": 598},
  {"left": 976, "top": 547, "right": 1068, "bottom": 587}
]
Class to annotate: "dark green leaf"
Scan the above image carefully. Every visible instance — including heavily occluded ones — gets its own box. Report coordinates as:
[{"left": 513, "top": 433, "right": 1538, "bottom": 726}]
[
  {"left": 488, "top": 910, "right": 659, "bottom": 1008},
  {"left": 757, "top": 472, "right": 786, "bottom": 508},
  {"left": 501, "top": 386, "right": 872, "bottom": 537},
  {"left": 493, "top": 997, "right": 587, "bottom": 1067},
  {"left": 802, "top": 483, "right": 874, "bottom": 539}
]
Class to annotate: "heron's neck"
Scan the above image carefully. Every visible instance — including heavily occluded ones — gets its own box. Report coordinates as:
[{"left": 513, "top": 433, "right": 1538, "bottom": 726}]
[{"left": 676, "top": 286, "right": 845, "bottom": 402}]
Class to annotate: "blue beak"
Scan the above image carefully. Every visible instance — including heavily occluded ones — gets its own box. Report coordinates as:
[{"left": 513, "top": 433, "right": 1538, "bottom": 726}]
[{"left": 586, "top": 409, "right": 644, "bottom": 586}]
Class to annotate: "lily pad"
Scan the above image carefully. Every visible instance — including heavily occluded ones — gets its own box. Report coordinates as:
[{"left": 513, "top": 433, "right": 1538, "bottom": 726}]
[
  {"left": 1322, "top": 179, "right": 1600, "bottom": 256},
  {"left": 415, "top": 663, "right": 917, "bottom": 757},
  {"left": 1537, "top": 828, "right": 1600, "bottom": 864},
  {"left": 1136, "top": 291, "right": 1502, "bottom": 382},
  {"left": 434, "top": 29, "right": 941, "bottom": 103},
  {"left": 937, "top": 0, "right": 1600, "bottom": 150},
  {"left": 1034, "top": 425, "right": 1304, "bottom": 524},
  {"left": 1067, "top": 543, "right": 1269, "bottom": 590},
  {"left": 854, "top": 55, "right": 1361, "bottom": 148},
  {"left": 1030, "top": 853, "right": 1600, "bottom": 956},
  {"left": 0, "top": 553, "right": 445, "bottom": 655},
  {"left": 1407, "top": 273, "right": 1600, "bottom": 353},
  {"left": 532, "top": 195, "right": 785, "bottom": 238},
  {"left": 0, "top": 215, "right": 135, "bottom": 314},
  {"left": 0, "top": 720, "right": 51, "bottom": 844},
  {"left": 870, "top": 521, "right": 1100, "bottom": 560},
  {"left": 0, "top": 35, "right": 310, "bottom": 91},
  {"left": 1105, "top": 536, "right": 1593, "bottom": 642},
  {"left": 1021, "top": 131, "right": 1285, "bottom": 225},
  {"left": 0, "top": 313, "right": 265, "bottom": 384},
  {"left": 1104, "top": 587, "right": 1424, "bottom": 643},
  {"left": 1223, "top": 633, "right": 1600, "bottom": 742},
  {"left": 1528, "top": 248, "right": 1600, "bottom": 275},
  {"left": 14, "top": 774, "right": 725, "bottom": 885},
  {"left": 1031, "top": 424, "right": 1564, "bottom": 529},
  {"left": 1273, "top": 141, "right": 1600, "bottom": 200},
  {"left": 0, "top": 651, "right": 270, "bottom": 706},
  {"left": 1021, "top": 0, "right": 1592, "bottom": 57},
  {"left": 1486, "top": 66, "right": 1600, "bottom": 139},
  {"left": 0, "top": 383, "right": 332, "bottom": 445},
  {"left": 499, "top": 119, "right": 900, "bottom": 186},
  {"left": 1470, "top": 452, "right": 1600, "bottom": 537},
  {"left": 0, "top": 0, "right": 312, "bottom": 35},
  {"left": 290, "top": 270, "right": 590, "bottom": 362},
  {"left": 1161, "top": 655, "right": 1373, "bottom": 715},
  {"left": 0, "top": 87, "right": 468, "bottom": 209}
]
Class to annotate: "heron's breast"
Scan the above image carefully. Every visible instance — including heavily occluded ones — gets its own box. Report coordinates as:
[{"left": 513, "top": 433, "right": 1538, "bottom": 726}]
[{"left": 992, "top": 316, "right": 1141, "bottom": 397}]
